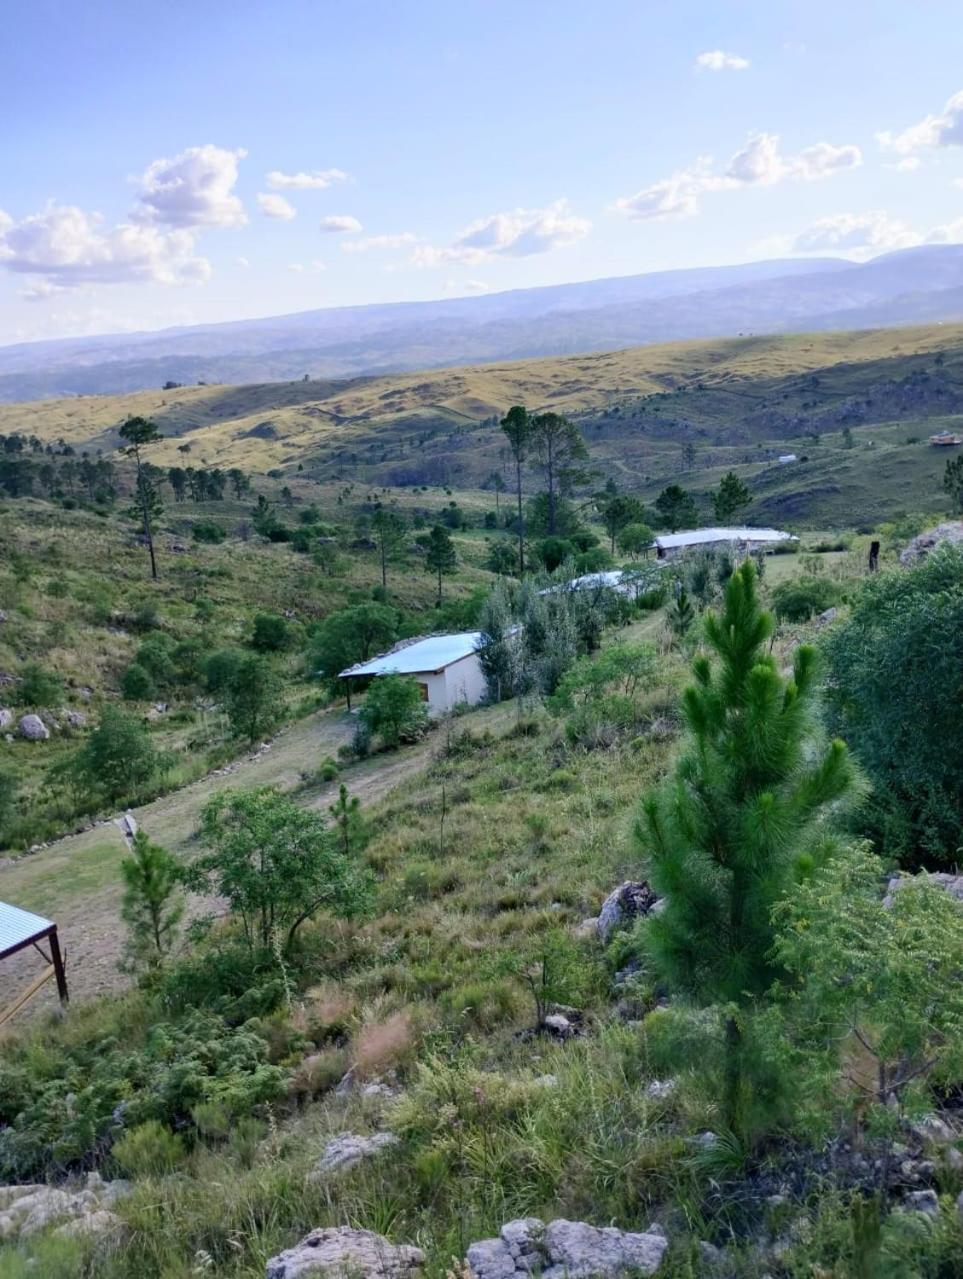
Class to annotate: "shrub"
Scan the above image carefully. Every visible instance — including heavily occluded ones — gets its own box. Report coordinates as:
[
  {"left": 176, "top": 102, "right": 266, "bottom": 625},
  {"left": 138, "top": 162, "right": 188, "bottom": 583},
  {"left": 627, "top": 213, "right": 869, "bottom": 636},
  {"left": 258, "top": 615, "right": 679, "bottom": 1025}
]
[
  {"left": 771, "top": 575, "right": 840, "bottom": 621},
  {"left": 135, "top": 634, "right": 176, "bottom": 685},
  {"left": 574, "top": 547, "right": 614, "bottom": 574},
  {"left": 251, "top": 612, "right": 291, "bottom": 651},
  {"left": 535, "top": 536, "right": 574, "bottom": 572},
  {"left": 359, "top": 675, "right": 429, "bottom": 748},
  {"left": 224, "top": 655, "right": 285, "bottom": 742},
  {"left": 70, "top": 705, "right": 158, "bottom": 801},
  {"left": 17, "top": 662, "right": 63, "bottom": 707},
  {"left": 112, "top": 1120, "right": 186, "bottom": 1177},
  {"left": 203, "top": 647, "right": 245, "bottom": 693},
  {"left": 121, "top": 663, "right": 156, "bottom": 701},
  {"left": 192, "top": 520, "right": 226, "bottom": 544}
]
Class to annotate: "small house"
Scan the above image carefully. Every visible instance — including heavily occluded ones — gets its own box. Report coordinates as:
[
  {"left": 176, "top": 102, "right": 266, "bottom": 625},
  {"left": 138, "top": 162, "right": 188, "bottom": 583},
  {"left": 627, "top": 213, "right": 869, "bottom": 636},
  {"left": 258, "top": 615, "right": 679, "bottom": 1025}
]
[
  {"left": 929, "top": 431, "right": 963, "bottom": 447},
  {"left": 778, "top": 453, "right": 798, "bottom": 465},
  {"left": 654, "top": 527, "right": 796, "bottom": 559},
  {"left": 339, "top": 632, "right": 487, "bottom": 717}
]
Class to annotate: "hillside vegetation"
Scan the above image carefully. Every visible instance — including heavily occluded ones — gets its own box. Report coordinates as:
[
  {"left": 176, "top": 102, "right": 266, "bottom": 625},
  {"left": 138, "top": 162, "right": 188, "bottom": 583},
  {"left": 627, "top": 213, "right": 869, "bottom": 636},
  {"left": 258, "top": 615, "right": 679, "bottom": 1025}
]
[{"left": 2, "top": 323, "right": 962, "bottom": 526}]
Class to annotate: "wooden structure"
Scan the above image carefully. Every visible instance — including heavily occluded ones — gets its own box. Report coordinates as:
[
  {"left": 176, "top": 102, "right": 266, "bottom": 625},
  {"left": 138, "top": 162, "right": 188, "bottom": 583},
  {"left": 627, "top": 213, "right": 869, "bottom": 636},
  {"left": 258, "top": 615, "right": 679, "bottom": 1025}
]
[{"left": 0, "top": 901, "right": 68, "bottom": 1024}]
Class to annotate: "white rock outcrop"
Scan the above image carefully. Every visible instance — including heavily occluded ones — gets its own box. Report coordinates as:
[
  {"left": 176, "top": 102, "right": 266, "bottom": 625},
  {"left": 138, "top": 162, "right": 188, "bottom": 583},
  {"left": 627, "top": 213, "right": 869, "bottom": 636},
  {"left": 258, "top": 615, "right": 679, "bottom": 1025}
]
[
  {"left": 312, "top": 1131, "right": 400, "bottom": 1177},
  {"left": 0, "top": 1173, "right": 130, "bottom": 1240},
  {"left": 466, "top": 1216, "right": 668, "bottom": 1279},
  {"left": 266, "top": 1226, "right": 424, "bottom": 1279}
]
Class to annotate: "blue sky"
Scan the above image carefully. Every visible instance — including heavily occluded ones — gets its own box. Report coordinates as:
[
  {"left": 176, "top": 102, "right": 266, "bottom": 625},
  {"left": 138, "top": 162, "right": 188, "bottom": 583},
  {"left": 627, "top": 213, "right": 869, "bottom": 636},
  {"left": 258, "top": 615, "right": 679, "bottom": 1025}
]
[{"left": 2, "top": 0, "right": 962, "bottom": 344}]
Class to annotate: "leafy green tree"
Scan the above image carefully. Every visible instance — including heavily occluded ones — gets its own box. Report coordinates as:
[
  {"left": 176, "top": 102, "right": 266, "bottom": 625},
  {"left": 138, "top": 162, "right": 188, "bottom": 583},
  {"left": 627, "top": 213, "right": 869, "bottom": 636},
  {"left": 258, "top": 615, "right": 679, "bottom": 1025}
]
[
  {"left": 251, "top": 612, "right": 291, "bottom": 652},
  {"left": 120, "top": 830, "right": 184, "bottom": 975},
  {"left": 776, "top": 842, "right": 963, "bottom": 1109},
  {"left": 188, "top": 787, "right": 372, "bottom": 953},
  {"left": 72, "top": 705, "right": 158, "bottom": 801},
  {"left": 478, "top": 579, "right": 517, "bottom": 701},
  {"left": 944, "top": 454, "right": 963, "bottom": 512},
  {"left": 599, "top": 492, "right": 645, "bottom": 553},
  {"left": 329, "top": 784, "right": 367, "bottom": 860},
  {"left": 359, "top": 674, "right": 428, "bottom": 748},
  {"left": 822, "top": 543, "right": 963, "bottom": 865},
  {"left": 535, "top": 536, "right": 575, "bottom": 572},
  {"left": 618, "top": 522, "right": 654, "bottom": 558},
  {"left": 530, "top": 412, "right": 589, "bottom": 536},
  {"left": 121, "top": 663, "right": 156, "bottom": 701},
  {"left": 713, "top": 471, "right": 751, "bottom": 523},
  {"left": 119, "top": 416, "right": 163, "bottom": 579},
  {"left": 424, "top": 524, "right": 457, "bottom": 602},
  {"left": 638, "top": 560, "right": 852, "bottom": 1134},
  {"left": 17, "top": 662, "right": 63, "bottom": 707},
  {"left": 370, "top": 504, "right": 407, "bottom": 590},
  {"left": 655, "top": 484, "right": 697, "bottom": 532},
  {"left": 203, "top": 647, "right": 245, "bottom": 693},
  {"left": 500, "top": 406, "right": 533, "bottom": 576},
  {"left": 309, "top": 603, "right": 398, "bottom": 686},
  {"left": 485, "top": 539, "right": 518, "bottom": 576},
  {"left": 224, "top": 655, "right": 284, "bottom": 742}
]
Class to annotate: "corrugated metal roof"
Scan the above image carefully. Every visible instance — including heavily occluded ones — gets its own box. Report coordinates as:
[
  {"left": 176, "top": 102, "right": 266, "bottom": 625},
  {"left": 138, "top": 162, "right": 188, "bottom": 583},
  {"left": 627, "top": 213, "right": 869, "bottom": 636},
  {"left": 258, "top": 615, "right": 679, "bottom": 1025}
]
[
  {"left": 0, "top": 900, "right": 54, "bottom": 958},
  {"left": 339, "top": 631, "right": 483, "bottom": 679},
  {"left": 655, "top": 527, "right": 795, "bottom": 550}
]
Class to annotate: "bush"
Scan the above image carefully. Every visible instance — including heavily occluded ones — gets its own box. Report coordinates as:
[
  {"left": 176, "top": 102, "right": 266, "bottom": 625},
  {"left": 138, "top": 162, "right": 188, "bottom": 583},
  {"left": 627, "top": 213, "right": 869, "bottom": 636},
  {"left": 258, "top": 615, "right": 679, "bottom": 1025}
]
[
  {"left": 135, "top": 634, "right": 176, "bottom": 685},
  {"left": 574, "top": 547, "right": 614, "bottom": 574},
  {"left": 251, "top": 612, "right": 291, "bottom": 652},
  {"left": 70, "top": 705, "right": 158, "bottom": 801},
  {"left": 203, "top": 647, "right": 245, "bottom": 693},
  {"left": 358, "top": 675, "right": 429, "bottom": 748},
  {"left": 192, "top": 520, "right": 226, "bottom": 544},
  {"left": 771, "top": 576, "right": 840, "bottom": 622},
  {"left": 535, "top": 536, "right": 574, "bottom": 572},
  {"left": 112, "top": 1120, "right": 186, "bottom": 1177},
  {"left": 121, "top": 663, "right": 156, "bottom": 701},
  {"left": 17, "top": 662, "right": 63, "bottom": 707}
]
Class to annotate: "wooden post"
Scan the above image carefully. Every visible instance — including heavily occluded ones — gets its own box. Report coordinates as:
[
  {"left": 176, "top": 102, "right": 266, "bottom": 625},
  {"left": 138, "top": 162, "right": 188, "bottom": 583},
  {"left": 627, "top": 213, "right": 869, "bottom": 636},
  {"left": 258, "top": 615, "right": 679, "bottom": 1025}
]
[{"left": 48, "top": 927, "right": 68, "bottom": 1003}]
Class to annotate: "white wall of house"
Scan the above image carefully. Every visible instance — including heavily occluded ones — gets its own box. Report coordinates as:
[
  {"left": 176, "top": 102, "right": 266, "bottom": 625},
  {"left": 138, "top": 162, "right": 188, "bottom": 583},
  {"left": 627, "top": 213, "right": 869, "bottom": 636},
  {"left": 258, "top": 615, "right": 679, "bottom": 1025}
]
[{"left": 442, "top": 652, "right": 487, "bottom": 712}]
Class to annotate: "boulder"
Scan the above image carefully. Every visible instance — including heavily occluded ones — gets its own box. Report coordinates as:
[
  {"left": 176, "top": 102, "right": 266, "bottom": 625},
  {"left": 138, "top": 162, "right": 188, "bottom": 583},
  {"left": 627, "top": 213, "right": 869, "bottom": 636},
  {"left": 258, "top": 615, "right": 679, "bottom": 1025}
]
[
  {"left": 312, "top": 1131, "right": 400, "bottom": 1177},
  {"left": 0, "top": 1175, "right": 130, "bottom": 1241},
  {"left": 65, "top": 709, "right": 86, "bottom": 728},
  {"left": 816, "top": 607, "right": 838, "bottom": 626},
  {"left": 0, "top": 708, "right": 11, "bottom": 730},
  {"left": 596, "top": 881, "right": 660, "bottom": 943},
  {"left": 18, "top": 714, "right": 50, "bottom": 741},
  {"left": 465, "top": 1217, "right": 667, "bottom": 1279},
  {"left": 903, "top": 1189, "right": 939, "bottom": 1216},
  {"left": 266, "top": 1226, "right": 424, "bottom": 1279},
  {"left": 900, "top": 521, "right": 963, "bottom": 566}
]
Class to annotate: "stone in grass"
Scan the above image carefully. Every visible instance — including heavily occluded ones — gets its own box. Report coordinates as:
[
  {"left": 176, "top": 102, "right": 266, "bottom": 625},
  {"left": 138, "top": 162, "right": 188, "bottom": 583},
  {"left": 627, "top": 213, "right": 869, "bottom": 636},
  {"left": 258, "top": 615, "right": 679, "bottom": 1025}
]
[
  {"left": 18, "top": 714, "right": 50, "bottom": 741},
  {"left": 265, "top": 1226, "right": 424, "bottom": 1279},
  {"left": 596, "top": 882, "right": 660, "bottom": 943},
  {"left": 466, "top": 1217, "right": 668, "bottom": 1279},
  {"left": 311, "top": 1131, "right": 400, "bottom": 1177},
  {"left": 903, "top": 1189, "right": 939, "bottom": 1216}
]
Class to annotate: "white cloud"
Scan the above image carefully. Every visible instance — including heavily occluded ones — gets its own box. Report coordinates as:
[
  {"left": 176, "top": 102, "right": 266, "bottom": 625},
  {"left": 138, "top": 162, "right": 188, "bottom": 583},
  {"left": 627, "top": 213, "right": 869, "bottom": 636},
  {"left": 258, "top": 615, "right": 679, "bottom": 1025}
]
[
  {"left": 443, "top": 278, "right": 489, "bottom": 294},
  {"left": 878, "top": 90, "right": 963, "bottom": 155},
  {"left": 0, "top": 202, "right": 211, "bottom": 290},
  {"left": 257, "top": 192, "right": 296, "bottom": 220},
  {"left": 311, "top": 259, "right": 327, "bottom": 270},
  {"left": 236, "top": 256, "right": 250, "bottom": 268},
  {"left": 341, "top": 231, "right": 420, "bottom": 253},
  {"left": 266, "top": 168, "right": 348, "bottom": 189},
  {"left": 288, "top": 263, "right": 304, "bottom": 272},
  {"left": 135, "top": 144, "right": 247, "bottom": 228},
  {"left": 319, "top": 215, "right": 363, "bottom": 233},
  {"left": 695, "top": 49, "right": 749, "bottom": 72},
  {"left": 615, "top": 132, "right": 861, "bottom": 221},
  {"left": 412, "top": 200, "right": 590, "bottom": 265},
  {"left": 792, "top": 209, "right": 963, "bottom": 254}
]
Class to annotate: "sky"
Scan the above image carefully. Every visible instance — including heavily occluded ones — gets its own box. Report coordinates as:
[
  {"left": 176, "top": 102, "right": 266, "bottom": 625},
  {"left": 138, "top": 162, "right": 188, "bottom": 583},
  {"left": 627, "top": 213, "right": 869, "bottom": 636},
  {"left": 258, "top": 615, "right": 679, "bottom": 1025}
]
[{"left": 2, "top": 0, "right": 963, "bottom": 346}]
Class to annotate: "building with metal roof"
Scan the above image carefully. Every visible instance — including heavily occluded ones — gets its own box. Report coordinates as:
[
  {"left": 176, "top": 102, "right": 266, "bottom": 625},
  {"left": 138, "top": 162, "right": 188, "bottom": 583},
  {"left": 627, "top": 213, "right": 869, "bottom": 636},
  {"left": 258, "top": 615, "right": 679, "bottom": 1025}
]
[
  {"left": 0, "top": 900, "right": 68, "bottom": 1023},
  {"left": 338, "top": 632, "right": 487, "bottom": 716},
  {"left": 654, "top": 527, "right": 796, "bottom": 558}
]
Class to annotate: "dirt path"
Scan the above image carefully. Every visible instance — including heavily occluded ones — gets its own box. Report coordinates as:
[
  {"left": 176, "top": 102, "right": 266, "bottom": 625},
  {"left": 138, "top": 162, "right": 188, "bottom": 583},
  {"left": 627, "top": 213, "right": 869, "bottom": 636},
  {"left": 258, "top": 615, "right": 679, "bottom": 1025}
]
[{"left": 0, "top": 700, "right": 507, "bottom": 1018}]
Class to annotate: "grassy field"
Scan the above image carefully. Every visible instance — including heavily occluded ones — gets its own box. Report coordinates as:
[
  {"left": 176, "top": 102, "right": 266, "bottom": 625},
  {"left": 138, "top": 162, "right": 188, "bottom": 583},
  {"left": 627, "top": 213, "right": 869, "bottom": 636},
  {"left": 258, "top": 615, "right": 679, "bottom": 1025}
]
[{"left": 3, "top": 323, "right": 963, "bottom": 526}]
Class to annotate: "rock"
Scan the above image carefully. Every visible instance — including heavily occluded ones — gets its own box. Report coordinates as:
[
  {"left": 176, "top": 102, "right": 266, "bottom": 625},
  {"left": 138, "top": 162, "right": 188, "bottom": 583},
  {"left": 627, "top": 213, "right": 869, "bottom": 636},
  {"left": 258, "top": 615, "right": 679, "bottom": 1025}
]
[
  {"left": 532, "top": 1074, "right": 558, "bottom": 1088},
  {"left": 596, "top": 881, "right": 660, "bottom": 943},
  {"left": 360, "top": 1083, "right": 400, "bottom": 1101},
  {"left": 644, "top": 1079, "right": 676, "bottom": 1100},
  {"left": 0, "top": 708, "right": 11, "bottom": 730},
  {"left": 543, "top": 1013, "right": 574, "bottom": 1039},
  {"left": 312, "top": 1131, "right": 400, "bottom": 1177},
  {"left": 465, "top": 1218, "right": 667, "bottom": 1279},
  {"left": 55, "top": 1209, "right": 123, "bottom": 1239},
  {"left": 613, "top": 959, "right": 644, "bottom": 989},
  {"left": 116, "top": 812, "right": 138, "bottom": 841},
  {"left": 0, "top": 1178, "right": 130, "bottom": 1241},
  {"left": 945, "top": 1147, "right": 963, "bottom": 1172},
  {"left": 886, "top": 873, "right": 963, "bottom": 908},
  {"left": 691, "top": 1131, "right": 718, "bottom": 1149},
  {"left": 900, "top": 521, "right": 963, "bottom": 565},
  {"left": 816, "top": 607, "right": 838, "bottom": 626},
  {"left": 903, "top": 1189, "right": 939, "bottom": 1216},
  {"left": 698, "top": 1241, "right": 726, "bottom": 1270},
  {"left": 573, "top": 917, "right": 599, "bottom": 940},
  {"left": 910, "top": 1114, "right": 956, "bottom": 1146},
  {"left": 65, "top": 709, "right": 86, "bottom": 728},
  {"left": 18, "top": 714, "right": 50, "bottom": 741},
  {"left": 542, "top": 1218, "right": 668, "bottom": 1278},
  {"left": 265, "top": 1226, "right": 424, "bottom": 1279}
]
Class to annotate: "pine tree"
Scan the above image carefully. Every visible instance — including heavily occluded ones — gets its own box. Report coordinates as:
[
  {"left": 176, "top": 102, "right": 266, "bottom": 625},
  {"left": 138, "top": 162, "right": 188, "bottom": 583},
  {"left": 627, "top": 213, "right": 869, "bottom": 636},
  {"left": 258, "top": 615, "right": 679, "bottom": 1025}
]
[
  {"left": 119, "top": 416, "right": 163, "bottom": 579},
  {"left": 501, "top": 406, "right": 533, "bottom": 576},
  {"left": 668, "top": 587, "right": 695, "bottom": 638},
  {"left": 120, "top": 831, "right": 184, "bottom": 974},
  {"left": 713, "top": 471, "right": 751, "bottom": 523},
  {"left": 638, "top": 560, "right": 852, "bottom": 1134},
  {"left": 329, "top": 784, "right": 366, "bottom": 860},
  {"left": 424, "top": 524, "right": 457, "bottom": 602}
]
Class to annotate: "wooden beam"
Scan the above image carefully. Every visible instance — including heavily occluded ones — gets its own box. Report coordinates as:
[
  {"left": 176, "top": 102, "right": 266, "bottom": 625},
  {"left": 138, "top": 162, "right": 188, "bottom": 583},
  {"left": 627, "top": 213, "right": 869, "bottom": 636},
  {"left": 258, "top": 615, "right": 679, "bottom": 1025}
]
[{"left": 0, "top": 965, "right": 55, "bottom": 1026}]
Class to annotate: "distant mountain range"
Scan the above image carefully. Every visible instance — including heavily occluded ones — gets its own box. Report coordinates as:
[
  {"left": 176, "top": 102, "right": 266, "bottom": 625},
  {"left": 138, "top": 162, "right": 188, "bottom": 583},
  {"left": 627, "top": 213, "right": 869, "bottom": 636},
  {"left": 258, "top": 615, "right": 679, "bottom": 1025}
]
[{"left": 4, "top": 244, "right": 963, "bottom": 402}]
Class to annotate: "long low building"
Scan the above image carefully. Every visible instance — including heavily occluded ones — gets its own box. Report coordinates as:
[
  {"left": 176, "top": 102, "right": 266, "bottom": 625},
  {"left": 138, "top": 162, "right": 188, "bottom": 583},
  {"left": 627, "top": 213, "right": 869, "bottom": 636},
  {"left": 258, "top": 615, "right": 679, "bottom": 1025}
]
[
  {"left": 339, "top": 632, "right": 487, "bottom": 716},
  {"left": 654, "top": 526, "right": 796, "bottom": 558}
]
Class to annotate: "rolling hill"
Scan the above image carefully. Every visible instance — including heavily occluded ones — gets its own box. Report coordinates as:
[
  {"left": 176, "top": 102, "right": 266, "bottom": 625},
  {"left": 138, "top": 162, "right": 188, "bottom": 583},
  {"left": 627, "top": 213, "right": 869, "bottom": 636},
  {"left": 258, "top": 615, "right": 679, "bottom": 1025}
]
[
  {"left": 5, "top": 245, "right": 963, "bottom": 401},
  {"left": 2, "top": 321, "right": 963, "bottom": 527}
]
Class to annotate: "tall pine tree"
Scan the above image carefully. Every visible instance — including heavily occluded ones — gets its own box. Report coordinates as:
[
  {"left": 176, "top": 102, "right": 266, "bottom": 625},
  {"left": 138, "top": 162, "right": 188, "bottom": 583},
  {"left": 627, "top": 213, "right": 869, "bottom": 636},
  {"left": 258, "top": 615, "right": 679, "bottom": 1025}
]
[{"left": 638, "top": 559, "right": 852, "bottom": 1134}]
